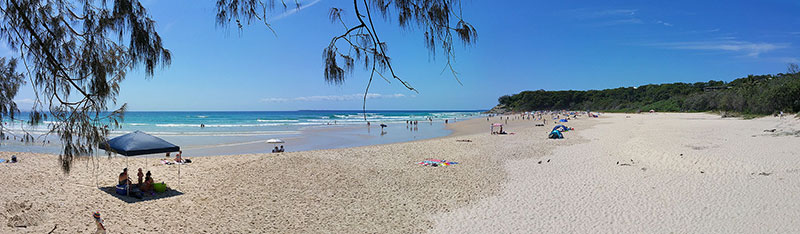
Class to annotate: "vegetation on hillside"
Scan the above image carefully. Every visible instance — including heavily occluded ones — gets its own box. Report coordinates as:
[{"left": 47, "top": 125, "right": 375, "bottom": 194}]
[{"left": 497, "top": 64, "right": 800, "bottom": 115}]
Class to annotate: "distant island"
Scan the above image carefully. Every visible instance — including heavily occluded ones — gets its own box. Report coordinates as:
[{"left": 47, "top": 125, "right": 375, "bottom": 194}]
[{"left": 490, "top": 69, "right": 800, "bottom": 116}]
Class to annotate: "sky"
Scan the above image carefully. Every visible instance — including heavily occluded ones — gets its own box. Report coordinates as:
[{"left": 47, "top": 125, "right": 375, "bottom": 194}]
[{"left": 10, "top": 0, "right": 800, "bottom": 111}]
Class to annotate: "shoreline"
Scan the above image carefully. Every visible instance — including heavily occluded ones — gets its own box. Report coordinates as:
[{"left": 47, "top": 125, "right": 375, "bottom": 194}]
[
  {"left": 1, "top": 113, "right": 563, "bottom": 233},
  {"left": 0, "top": 117, "right": 482, "bottom": 157}
]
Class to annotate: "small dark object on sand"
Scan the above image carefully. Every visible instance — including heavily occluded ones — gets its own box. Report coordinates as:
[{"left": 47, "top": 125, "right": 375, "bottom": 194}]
[
  {"left": 456, "top": 139, "right": 472, "bottom": 142},
  {"left": 758, "top": 172, "right": 772, "bottom": 176},
  {"left": 680, "top": 154, "right": 683, "bottom": 156},
  {"left": 641, "top": 167, "right": 647, "bottom": 171},
  {"left": 700, "top": 171, "right": 705, "bottom": 174},
  {"left": 619, "top": 163, "right": 632, "bottom": 166},
  {"left": 537, "top": 161, "right": 542, "bottom": 164},
  {"left": 547, "top": 159, "right": 550, "bottom": 163},
  {"left": 764, "top": 129, "right": 776, "bottom": 132},
  {"left": 616, "top": 161, "right": 619, "bottom": 165}
]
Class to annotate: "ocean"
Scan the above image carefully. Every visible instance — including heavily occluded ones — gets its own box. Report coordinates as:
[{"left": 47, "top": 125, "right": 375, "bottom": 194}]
[{"left": 0, "top": 110, "right": 483, "bottom": 156}]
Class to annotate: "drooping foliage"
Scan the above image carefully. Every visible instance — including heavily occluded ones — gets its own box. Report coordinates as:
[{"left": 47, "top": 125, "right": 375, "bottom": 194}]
[
  {"left": 498, "top": 64, "right": 800, "bottom": 115},
  {"left": 0, "top": 57, "right": 25, "bottom": 135},
  {"left": 215, "top": 0, "right": 477, "bottom": 117},
  {"left": 0, "top": 0, "right": 171, "bottom": 172}
]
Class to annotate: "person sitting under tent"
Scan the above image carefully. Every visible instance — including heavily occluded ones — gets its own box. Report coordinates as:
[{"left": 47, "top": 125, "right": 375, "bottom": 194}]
[
  {"left": 548, "top": 130, "right": 564, "bottom": 139},
  {"left": 140, "top": 171, "right": 154, "bottom": 194},
  {"left": 118, "top": 168, "right": 131, "bottom": 186},
  {"left": 279, "top": 145, "right": 285, "bottom": 152},
  {"left": 137, "top": 168, "right": 144, "bottom": 186},
  {"left": 272, "top": 146, "right": 279, "bottom": 153}
]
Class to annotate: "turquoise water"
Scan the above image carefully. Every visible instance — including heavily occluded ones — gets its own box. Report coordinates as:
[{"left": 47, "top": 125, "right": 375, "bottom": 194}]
[{"left": 0, "top": 110, "right": 482, "bottom": 156}]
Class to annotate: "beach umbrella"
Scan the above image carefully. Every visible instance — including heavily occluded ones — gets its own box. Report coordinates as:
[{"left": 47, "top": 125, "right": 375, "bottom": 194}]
[
  {"left": 99, "top": 130, "right": 181, "bottom": 193},
  {"left": 491, "top": 123, "right": 503, "bottom": 134},
  {"left": 267, "top": 138, "right": 285, "bottom": 152},
  {"left": 266, "top": 138, "right": 284, "bottom": 144}
]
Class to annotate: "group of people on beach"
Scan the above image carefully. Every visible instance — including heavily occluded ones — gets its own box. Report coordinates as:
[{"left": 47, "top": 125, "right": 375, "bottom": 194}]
[
  {"left": 118, "top": 167, "right": 156, "bottom": 196},
  {"left": 165, "top": 151, "right": 191, "bottom": 164},
  {"left": 272, "top": 145, "right": 285, "bottom": 153},
  {"left": 2, "top": 155, "right": 17, "bottom": 163}
]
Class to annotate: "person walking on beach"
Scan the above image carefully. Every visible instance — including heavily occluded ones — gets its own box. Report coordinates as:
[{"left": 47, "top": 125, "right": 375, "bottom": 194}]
[{"left": 93, "top": 212, "right": 106, "bottom": 234}]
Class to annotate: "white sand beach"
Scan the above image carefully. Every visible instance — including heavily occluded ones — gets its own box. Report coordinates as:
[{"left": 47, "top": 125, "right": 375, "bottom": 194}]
[{"left": 1, "top": 113, "right": 800, "bottom": 233}]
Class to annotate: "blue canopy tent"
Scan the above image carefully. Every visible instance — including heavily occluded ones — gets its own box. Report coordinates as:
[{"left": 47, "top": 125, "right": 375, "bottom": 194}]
[
  {"left": 100, "top": 131, "right": 180, "bottom": 156},
  {"left": 99, "top": 131, "right": 181, "bottom": 195}
]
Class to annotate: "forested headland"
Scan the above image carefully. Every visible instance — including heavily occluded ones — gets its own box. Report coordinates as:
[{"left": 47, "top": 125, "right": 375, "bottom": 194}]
[{"left": 494, "top": 65, "right": 800, "bottom": 115}]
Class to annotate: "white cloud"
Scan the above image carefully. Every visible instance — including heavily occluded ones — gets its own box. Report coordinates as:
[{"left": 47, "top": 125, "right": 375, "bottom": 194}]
[
  {"left": 273, "top": 0, "right": 322, "bottom": 21},
  {"left": 683, "top": 29, "right": 721, "bottom": 34},
  {"left": 780, "top": 57, "right": 800, "bottom": 64},
  {"left": 261, "top": 93, "right": 409, "bottom": 103},
  {"left": 567, "top": 8, "right": 638, "bottom": 19},
  {"left": 14, "top": 98, "right": 34, "bottom": 104},
  {"left": 597, "top": 18, "right": 643, "bottom": 26},
  {"left": 566, "top": 8, "right": 644, "bottom": 27},
  {"left": 656, "top": 20, "right": 673, "bottom": 27},
  {"left": 650, "top": 40, "right": 789, "bottom": 57}
]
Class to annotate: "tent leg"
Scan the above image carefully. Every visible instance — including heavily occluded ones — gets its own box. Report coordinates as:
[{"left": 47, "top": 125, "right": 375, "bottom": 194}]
[
  {"left": 94, "top": 151, "right": 99, "bottom": 188},
  {"left": 126, "top": 156, "right": 129, "bottom": 196}
]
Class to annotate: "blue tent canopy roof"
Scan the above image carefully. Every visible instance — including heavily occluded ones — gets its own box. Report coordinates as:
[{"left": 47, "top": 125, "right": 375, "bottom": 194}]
[{"left": 99, "top": 131, "right": 180, "bottom": 156}]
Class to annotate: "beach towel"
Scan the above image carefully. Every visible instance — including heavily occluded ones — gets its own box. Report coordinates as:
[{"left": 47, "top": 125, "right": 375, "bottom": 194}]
[
  {"left": 0, "top": 159, "right": 5, "bottom": 163},
  {"left": 418, "top": 159, "right": 459, "bottom": 167},
  {"left": 161, "top": 160, "right": 184, "bottom": 165}
]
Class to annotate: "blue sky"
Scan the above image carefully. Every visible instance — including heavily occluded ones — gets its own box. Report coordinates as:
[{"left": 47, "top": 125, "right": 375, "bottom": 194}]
[{"left": 10, "top": 0, "right": 800, "bottom": 111}]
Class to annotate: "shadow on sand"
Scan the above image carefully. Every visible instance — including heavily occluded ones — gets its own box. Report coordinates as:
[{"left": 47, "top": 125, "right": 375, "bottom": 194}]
[{"left": 99, "top": 186, "right": 184, "bottom": 203}]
